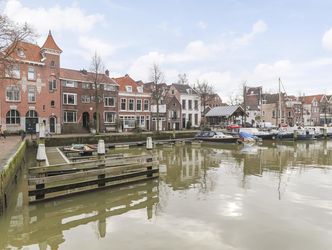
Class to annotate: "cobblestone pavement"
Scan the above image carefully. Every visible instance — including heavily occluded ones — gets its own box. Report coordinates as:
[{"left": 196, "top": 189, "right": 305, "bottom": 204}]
[{"left": 0, "top": 136, "right": 22, "bottom": 169}]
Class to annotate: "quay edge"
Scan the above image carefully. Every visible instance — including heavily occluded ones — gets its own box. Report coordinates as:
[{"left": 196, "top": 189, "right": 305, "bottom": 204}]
[{"left": 0, "top": 140, "right": 27, "bottom": 215}]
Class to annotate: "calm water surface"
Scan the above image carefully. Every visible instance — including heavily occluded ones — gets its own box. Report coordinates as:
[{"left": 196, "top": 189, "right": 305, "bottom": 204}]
[{"left": 0, "top": 141, "right": 332, "bottom": 250}]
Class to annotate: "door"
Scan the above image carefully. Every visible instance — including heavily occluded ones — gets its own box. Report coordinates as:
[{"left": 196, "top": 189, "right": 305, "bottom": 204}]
[
  {"left": 49, "top": 116, "right": 56, "bottom": 133},
  {"left": 25, "top": 110, "right": 38, "bottom": 134},
  {"left": 175, "top": 122, "right": 180, "bottom": 130},
  {"left": 83, "top": 112, "right": 90, "bottom": 128}
]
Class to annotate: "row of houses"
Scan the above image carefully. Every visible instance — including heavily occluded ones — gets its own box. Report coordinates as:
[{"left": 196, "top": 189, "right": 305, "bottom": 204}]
[
  {"left": 244, "top": 86, "right": 332, "bottom": 126},
  {"left": 0, "top": 32, "right": 223, "bottom": 134}
]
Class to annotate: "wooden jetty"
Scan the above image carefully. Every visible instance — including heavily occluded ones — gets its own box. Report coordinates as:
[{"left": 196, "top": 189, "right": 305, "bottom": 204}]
[{"left": 28, "top": 149, "right": 159, "bottom": 203}]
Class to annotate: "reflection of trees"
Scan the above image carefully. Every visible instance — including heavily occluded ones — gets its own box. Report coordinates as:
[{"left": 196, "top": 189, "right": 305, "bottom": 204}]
[
  {"left": 157, "top": 145, "right": 221, "bottom": 193},
  {"left": 0, "top": 179, "right": 159, "bottom": 250}
]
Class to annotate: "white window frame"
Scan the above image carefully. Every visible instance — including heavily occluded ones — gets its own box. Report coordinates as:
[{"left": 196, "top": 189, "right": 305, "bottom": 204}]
[
  {"left": 28, "top": 86, "right": 36, "bottom": 103},
  {"left": 121, "top": 98, "right": 127, "bottom": 111},
  {"left": 136, "top": 99, "right": 142, "bottom": 111},
  {"left": 82, "top": 82, "right": 90, "bottom": 89},
  {"left": 126, "top": 86, "right": 132, "bottom": 92},
  {"left": 137, "top": 86, "right": 143, "bottom": 93},
  {"left": 63, "top": 93, "right": 77, "bottom": 105},
  {"left": 63, "top": 80, "right": 77, "bottom": 88},
  {"left": 104, "top": 112, "right": 116, "bottom": 123},
  {"left": 6, "top": 85, "right": 21, "bottom": 102},
  {"left": 49, "top": 79, "right": 57, "bottom": 91},
  {"left": 28, "top": 67, "right": 36, "bottom": 81},
  {"left": 81, "top": 95, "right": 90, "bottom": 103},
  {"left": 63, "top": 111, "right": 77, "bottom": 123},
  {"left": 129, "top": 99, "right": 134, "bottom": 111},
  {"left": 105, "top": 84, "right": 116, "bottom": 91},
  {"left": 144, "top": 99, "right": 149, "bottom": 111},
  {"left": 104, "top": 97, "right": 115, "bottom": 107}
]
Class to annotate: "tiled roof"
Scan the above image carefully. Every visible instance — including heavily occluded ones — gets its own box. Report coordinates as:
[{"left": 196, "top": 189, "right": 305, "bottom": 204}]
[
  {"left": 205, "top": 105, "right": 245, "bottom": 117},
  {"left": 113, "top": 74, "right": 148, "bottom": 93},
  {"left": 60, "top": 68, "right": 118, "bottom": 85},
  {"left": 9, "top": 41, "right": 42, "bottom": 62},
  {"left": 172, "top": 83, "right": 196, "bottom": 94},
  {"left": 299, "top": 94, "right": 325, "bottom": 104},
  {"left": 41, "top": 31, "right": 62, "bottom": 52}
]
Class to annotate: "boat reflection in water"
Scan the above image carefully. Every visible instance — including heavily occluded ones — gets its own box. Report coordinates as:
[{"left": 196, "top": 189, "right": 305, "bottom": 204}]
[{"left": 1, "top": 141, "right": 332, "bottom": 250}]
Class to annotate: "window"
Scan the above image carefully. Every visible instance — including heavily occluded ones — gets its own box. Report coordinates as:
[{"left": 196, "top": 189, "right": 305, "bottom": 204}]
[
  {"left": 182, "top": 100, "right": 186, "bottom": 110},
  {"left": 104, "top": 97, "right": 115, "bottom": 107},
  {"left": 194, "top": 114, "right": 198, "bottom": 125},
  {"left": 6, "top": 86, "right": 20, "bottom": 101},
  {"left": 105, "top": 84, "right": 116, "bottom": 91},
  {"left": 63, "top": 111, "right": 77, "bottom": 123},
  {"left": 136, "top": 99, "right": 142, "bottom": 111},
  {"left": 28, "top": 67, "right": 36, "bottom": 80},
  {"left": 63, "top": 93, "right": 77, "bottom": 105},
  {"left": 144, "top": 100, "right": 149, "bottom": 111},
  {"left": 26, "top": 110, "right": 38, "bottom": 118},
  {"left": 82, "top": 82, "right": 90, "bottom": 89},
  {"left": 28, "top": 86, "right": 36, "bottom": 103},
  {"left": 140, "top": 115, "right": 145, "bottom": 126},
  {"left": 6, "top": 110, "right": 20, "bottom": 124},
  {"left": 49, "top": 79, "right": 57, "bottom": 91},
  {"left": 12, "top": 64, "right": 20, "bottom": 78},
  {"left": 121, "top": 99, "right": 127, "bottom": 111},
  {"left": 63, "top": 80, "right": 77, "bottom": 88},
  {"left": 129, "top": 99, "right": 134, "bottom": 110},
  {"left": 104, "top": 112, "right": 116, "bottom": 123},
  {"left": 126, "top": 86, "right": 132, "bottom": 92},
  {"left": 188, "top": 100, "right": 192, "bottom": 110},
  {"left": 81, "top": 95, "right": 90, "bottom": 103},
  {"left": 17, "top": 49, "right": 25, "bottom": 58},
  {"left": 51, "top": 100, "right": 55, "bottom": 107},
  {"left": 120, "top": 116, "right": 136, "bottom": 128},
  {"left": 272, "top": 110, "right": 276, "bottom": 118},
  {"left": 189, "top": 114, "right": 192, "bottom": 122},
  {"left": 50, "top": 61, "right": 55, "bottom": 68},
  {"left": 137, "top": 86, "right": 143, "bottom": 93},
  {"left": 171, "top": 89, "right": 174, "bottom": 95},
  {"left": 194, "top": 100, "right": 198, "bottom": 110}
]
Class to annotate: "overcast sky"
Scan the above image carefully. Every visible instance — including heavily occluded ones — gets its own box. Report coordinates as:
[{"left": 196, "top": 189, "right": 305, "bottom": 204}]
[{"left": 2, "top": 0, "right": 332, "bottom": 101}]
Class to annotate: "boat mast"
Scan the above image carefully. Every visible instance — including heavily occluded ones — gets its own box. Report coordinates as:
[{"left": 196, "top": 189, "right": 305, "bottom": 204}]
[{"left": 278, "top": 78, "right": 282, "bottom": 126}]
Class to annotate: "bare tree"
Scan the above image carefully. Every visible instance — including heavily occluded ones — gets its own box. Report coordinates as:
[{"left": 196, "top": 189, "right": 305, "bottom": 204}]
[
  {"left": 178, "top": 73, "right": 189, "bottom": 85},
  {"left": 0, "top": 15, "right": 35, "bottom": 78},
  {"left": 150, "top": 63, "right": 165, "bottom": 132},
  {"left": 193, "top": 80, "right": 214, "bottom": 115},
  {"left": 89, "top": 52, "right": 105, "bottom": 134}
]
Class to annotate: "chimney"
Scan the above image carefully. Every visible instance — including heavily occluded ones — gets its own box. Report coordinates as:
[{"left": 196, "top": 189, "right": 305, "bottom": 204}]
[
  {"left": 80, "top": 69, "right": 87, "bottom": 75},
  {"left": 125, "top": 74, "right": 129, "bottom": 77},
  {"left": 105, "top": 69, "right": 109, "bottom": 76}
]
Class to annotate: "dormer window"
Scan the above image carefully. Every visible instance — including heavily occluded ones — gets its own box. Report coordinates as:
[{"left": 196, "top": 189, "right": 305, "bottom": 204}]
[
  {"left": 187, "top": 89, "right": 192, "bottom": 94},
  {"left": 137, "top": 86, "right": 143, "bottom": 93},
  {"left": 126, "top": 86, "right": 132, "bottom": 92},
  {"left": 17, "top": 49, "right": 25, "bottom": 58}
]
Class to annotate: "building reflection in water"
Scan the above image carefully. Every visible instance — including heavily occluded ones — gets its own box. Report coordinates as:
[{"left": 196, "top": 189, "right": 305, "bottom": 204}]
[{"left": 0, "top": 178, "right": 159, "bottom": 250}]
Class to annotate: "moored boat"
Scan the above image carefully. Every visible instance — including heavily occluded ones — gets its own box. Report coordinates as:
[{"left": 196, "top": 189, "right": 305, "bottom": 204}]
[{"left": 195, "top": 131, "right": 239, "bottom": 143}]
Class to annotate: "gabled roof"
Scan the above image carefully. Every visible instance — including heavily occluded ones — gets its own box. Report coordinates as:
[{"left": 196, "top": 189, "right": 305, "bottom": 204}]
[
  {"left": 9, "top": 41, "right": 42, "bottom": 62},
  {"left": 171, "top": 83, "right": 196, "bottom": 94},
  {"left": 41, "top": 31, "right": 62, "bottom": 52},
  {"left": 299, "top": 94, "right": 325, "bottom": 104},
  {"left": 205, "top": 105, "right": 245, "bottom": 117},
  {"left": 113, "top": 74, "right": 148, "bottom": 93},
  {"left": 60, "top": 68, "right": 118, "bottom": 85}
]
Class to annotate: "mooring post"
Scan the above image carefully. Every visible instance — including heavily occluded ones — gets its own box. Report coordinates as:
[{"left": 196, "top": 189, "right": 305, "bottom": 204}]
[
  {"left": 98, "top": 139, "right": 106, "bottom": 160},
  {"left": 146, "top": 137, "right": 153, "bottom": 150},
  {"left": 36, "top": 143, "right": 47, "bottom": 167},
  {"left": 39, "top": 123, "right": 45, "bottom": 139},
  {"left": 294, "top": 130, "right": 298, "bottom": 140},
  {"left": 324, "top": 124, "right": 327, "bottom": 139}
]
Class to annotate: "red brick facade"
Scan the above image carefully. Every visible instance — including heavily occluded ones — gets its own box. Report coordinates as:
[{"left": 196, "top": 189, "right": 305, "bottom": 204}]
[{"left": 0, "top": 32, "right": 62, "bottom": 134}]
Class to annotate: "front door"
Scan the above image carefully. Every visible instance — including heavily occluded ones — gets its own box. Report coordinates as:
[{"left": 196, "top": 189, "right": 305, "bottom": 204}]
[
  {"left": 49, "top": 117, "right": 56, "bottom": 133},
  {"left": 83, "top": 112, "right": 89, "bottom": 128},
  {"left": 25, "top": 110, "right": 38, "bottom": 134}
]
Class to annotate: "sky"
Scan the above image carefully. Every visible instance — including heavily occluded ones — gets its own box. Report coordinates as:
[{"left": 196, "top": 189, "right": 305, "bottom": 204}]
[{"left": 2, "top": 0, "right": 332, "bottom": 101}]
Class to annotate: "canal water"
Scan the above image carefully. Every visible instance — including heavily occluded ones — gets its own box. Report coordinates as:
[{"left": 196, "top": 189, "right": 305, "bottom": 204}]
[{"left": 0, "top": 141, "right": 332, "bottom": 250}]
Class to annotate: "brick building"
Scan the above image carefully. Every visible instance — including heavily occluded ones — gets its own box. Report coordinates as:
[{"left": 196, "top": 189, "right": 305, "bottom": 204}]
[
  {"left": 0, "top": 31, "right": 62, "bottom": 134},
  {"left": 60, "top": 68, "right": 119, "bottom": 133},
  {"left": 113, "top": 74, "right": 151, "bottom": 131}
]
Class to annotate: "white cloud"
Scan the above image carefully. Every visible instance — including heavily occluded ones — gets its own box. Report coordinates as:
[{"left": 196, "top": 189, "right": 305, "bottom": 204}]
[
  {"left": 76, "top": 36, "right": 117, "bottom": 60},
  {"left": 197, "top": 21, "right": 207, "bottom": 30},
  {"left": 3, "top": 0, "right": 104, "bottom": 34},
  {"left": 233, "top": 20, "right": 267, "bottom": 47},
  {"left": 322, "top": 28, "right": 332, "bottom": 51}
]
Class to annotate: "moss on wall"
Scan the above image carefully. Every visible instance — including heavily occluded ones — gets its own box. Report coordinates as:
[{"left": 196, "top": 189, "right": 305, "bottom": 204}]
[{"left": 0, "top": 140, "right": 27, "bottom": 215}]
